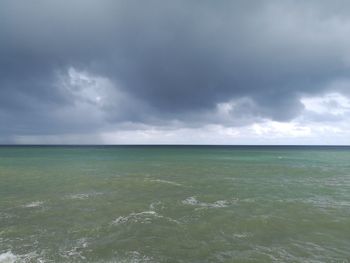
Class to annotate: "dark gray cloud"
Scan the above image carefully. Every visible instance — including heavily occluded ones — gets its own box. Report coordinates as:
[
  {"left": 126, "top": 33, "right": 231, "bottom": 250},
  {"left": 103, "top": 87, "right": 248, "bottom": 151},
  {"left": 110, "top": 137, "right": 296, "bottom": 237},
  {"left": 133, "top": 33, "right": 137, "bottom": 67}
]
[{"left": 1, "top": 0, "right": 350, "bottom": 140}]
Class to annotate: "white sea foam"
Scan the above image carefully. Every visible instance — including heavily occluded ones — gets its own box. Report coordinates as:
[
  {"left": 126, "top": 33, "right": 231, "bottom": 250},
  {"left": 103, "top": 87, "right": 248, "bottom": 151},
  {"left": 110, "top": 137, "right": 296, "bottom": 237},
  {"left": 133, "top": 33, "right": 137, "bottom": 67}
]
[
  {"left": 149, "top": 201, "right": 163, "bottom": 210},
  {"left": 65, "top": 192, "right": 103, "bottom": 200},
  {"left": 0, "top": 251, "right": 46, "bottom": 263},
  {"left": 60, "top": 237, "right": 88, "bottom": 260},
  {"left": 182, "top": 196, "right": 198, "bottom": 205},
  {"left": 212, "top": 200, "right": 229, "bottom": 208},
  {"left": 23, "top": 201, "right": 44, "bottom": 208},
  {"left": 113, "top": 210, "right": 179, "bottom": 225},
  {"left": 182, "top": 196, "right": 229, "bottom": 208},
  {"left": 233, "top": 232, "right": 252, "bottom": 238},
  {"left": 147, "top": 179, "right": 182, "bottom": 186},
  {"left": 0, "top": 251, "right": 17, "bottom": 263},
  {"left": 116, "top": 251, "right": 154, "bottom": 263},
  {"left": 67, "top": 193, "right": 90, "bottom": 200},
  {"left": 113, "top": 211, "right": 158, "bottom": 225}
]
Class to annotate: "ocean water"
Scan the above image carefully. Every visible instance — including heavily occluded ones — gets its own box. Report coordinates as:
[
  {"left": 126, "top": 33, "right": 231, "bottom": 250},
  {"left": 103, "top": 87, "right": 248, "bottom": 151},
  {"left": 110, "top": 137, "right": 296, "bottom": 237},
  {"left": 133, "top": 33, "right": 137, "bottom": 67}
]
[{"left": 0, "top": 146, "right": 349, "bottom": 262}]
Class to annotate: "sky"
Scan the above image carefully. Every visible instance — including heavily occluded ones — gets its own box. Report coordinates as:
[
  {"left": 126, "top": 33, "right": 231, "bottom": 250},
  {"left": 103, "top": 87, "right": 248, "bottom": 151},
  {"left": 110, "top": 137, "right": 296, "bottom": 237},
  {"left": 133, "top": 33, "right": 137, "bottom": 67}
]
[{"left": 1, "top": 0, "right": 350, "bottom": 145}]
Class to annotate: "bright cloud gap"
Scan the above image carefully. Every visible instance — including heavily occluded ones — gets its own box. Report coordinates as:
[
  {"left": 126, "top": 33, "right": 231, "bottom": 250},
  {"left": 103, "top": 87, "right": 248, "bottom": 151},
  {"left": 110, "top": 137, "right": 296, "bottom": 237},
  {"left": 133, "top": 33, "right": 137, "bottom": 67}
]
[{"left": 9, "top": 67, "right": 350, "bottom": 145}]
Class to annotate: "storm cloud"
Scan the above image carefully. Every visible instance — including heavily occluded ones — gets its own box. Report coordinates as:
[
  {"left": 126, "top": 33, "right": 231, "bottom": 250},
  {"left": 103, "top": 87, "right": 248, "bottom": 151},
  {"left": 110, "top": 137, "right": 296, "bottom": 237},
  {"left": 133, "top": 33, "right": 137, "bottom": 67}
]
[{"left": 1, "top": 0, "right": 350, "bottom": 143}]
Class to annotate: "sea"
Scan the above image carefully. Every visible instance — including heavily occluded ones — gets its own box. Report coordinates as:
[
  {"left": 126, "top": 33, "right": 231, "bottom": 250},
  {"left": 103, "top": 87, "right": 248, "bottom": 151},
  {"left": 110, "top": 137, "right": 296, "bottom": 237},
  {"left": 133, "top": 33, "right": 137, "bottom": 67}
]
[{"left": 0, "top": 146, "right": 349, "bottom": 262}]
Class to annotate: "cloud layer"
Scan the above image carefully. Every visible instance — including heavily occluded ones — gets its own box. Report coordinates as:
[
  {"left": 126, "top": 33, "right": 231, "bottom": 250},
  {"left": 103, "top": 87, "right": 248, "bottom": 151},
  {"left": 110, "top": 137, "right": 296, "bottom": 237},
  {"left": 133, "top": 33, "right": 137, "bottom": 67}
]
[{"left": 1, "top": 0, "right": 350, "bottom": 144}]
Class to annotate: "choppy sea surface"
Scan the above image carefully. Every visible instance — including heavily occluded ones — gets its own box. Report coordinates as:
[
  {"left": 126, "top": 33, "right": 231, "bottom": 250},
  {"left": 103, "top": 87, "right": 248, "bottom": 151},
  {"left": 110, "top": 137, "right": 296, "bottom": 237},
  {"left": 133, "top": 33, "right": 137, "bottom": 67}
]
[{"left": 0, "top": 146, "right": 349, "bottom": 262}]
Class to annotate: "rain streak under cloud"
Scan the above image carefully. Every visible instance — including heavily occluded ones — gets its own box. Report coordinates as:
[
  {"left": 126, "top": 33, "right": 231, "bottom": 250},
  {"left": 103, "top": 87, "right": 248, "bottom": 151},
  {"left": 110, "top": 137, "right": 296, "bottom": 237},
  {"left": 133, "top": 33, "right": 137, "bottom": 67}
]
[{"left": 1, "top": 0, "right": 350, "bottom": 144}]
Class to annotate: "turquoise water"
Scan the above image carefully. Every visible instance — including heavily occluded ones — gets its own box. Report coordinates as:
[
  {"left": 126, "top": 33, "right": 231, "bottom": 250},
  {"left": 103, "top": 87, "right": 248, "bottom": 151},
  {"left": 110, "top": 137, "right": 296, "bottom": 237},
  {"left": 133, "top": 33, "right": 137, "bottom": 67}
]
[{"left": 0, "top": 146, "right": 349, "bottom": 262}]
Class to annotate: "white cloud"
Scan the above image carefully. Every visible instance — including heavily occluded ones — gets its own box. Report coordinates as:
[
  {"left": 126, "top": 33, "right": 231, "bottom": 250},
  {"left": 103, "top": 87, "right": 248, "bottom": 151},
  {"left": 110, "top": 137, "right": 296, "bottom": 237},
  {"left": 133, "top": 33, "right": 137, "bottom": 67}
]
[
  {"left": 301, "top": 92, "right": 350, "bottom": 115},
  {"left": 8, "top": 90, "right": 350, "bottom": 145},
  {"left": 95, "top": 92, "right": 350, "bottom": 145}
]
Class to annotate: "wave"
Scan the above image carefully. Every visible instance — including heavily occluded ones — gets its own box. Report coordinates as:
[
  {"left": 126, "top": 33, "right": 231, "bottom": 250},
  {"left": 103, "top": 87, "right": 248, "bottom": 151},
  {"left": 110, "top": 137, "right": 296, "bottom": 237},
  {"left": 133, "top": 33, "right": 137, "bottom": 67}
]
[
  {"left": 0, "top": 251, "right": 16, "bottom": 263},
  {"left": 182, "top": 196, "right": 229, "bottom": 208},
  {"left": 0, "top": 212, "right": 13, "bottom": 220},
  {"left": 281, "top": 197, "right": 350, "bottom": 208},
  {"left": 0, "top": 251, "right": 43, "bottom": 263},
  {"left": 233, "top": 232, "right": 252, "bottom": 238},
  {"left": 59, "top": 237, "right": 88, "bottom": 261},
  {"left": 149, "top": 201, "right": 163, "bottom": 210},
  {"left": 22, "top": 201, "right": 44, "bottom": 208},
  {"left": 65, "top": 193, "right": 90, "bottom": 200},
  {"left": 112, "top": 210, "right": 179, "bottom": 225},
  {"left": 64, "top": 192, "right": 103, "bottom": 200},
  {"left": 116, "top": 251, "right": 155, "bottom": 263},
  {"left": 146, "top": 179, "right": 182, "bottom": 186}
]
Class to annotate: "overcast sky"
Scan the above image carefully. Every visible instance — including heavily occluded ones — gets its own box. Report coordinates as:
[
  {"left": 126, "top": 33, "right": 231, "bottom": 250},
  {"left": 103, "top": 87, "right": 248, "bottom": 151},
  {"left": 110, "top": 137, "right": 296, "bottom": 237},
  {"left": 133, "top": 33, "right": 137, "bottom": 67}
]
[{"left": 1, "top": 0, "right": 350, "bottom": 144}]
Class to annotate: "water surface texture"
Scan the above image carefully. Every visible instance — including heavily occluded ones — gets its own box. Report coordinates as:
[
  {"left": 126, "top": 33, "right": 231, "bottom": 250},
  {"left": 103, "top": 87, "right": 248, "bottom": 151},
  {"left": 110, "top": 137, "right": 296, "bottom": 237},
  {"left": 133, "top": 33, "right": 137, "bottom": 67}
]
[{"left": 0, "top": 146, "right": 349, "bottom": 262}]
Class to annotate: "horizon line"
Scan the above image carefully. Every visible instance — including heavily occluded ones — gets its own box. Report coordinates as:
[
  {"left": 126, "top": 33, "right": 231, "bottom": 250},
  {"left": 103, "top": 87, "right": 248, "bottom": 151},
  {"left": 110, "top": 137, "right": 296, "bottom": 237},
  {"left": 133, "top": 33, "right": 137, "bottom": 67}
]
[{"left": 1, "top": 144, "right": 350, "bottom": 147}]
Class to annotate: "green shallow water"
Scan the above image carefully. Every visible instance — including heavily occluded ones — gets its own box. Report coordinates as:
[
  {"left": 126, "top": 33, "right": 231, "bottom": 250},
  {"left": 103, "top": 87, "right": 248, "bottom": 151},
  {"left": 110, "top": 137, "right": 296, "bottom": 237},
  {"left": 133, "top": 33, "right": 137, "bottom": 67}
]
[{"left": 0, "top": 146, "right": 349, "bottom": 262}]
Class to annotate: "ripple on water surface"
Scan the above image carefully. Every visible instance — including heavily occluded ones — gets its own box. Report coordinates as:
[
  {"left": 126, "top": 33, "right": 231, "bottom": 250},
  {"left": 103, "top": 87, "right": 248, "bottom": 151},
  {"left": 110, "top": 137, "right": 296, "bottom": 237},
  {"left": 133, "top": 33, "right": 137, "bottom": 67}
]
[{"left": 1, "top": 146, "right": 350, "bottom": 262}]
